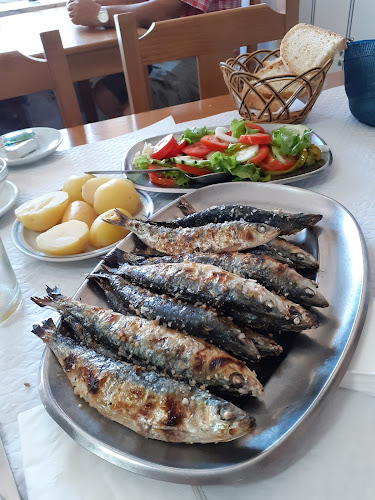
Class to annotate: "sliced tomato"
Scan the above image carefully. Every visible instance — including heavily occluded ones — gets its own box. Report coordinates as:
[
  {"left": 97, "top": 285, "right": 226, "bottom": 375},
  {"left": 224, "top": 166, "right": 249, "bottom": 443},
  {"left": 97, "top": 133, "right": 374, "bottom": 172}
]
[
  {"left": 147, "top": 168, "right": 176, "bottom": 186},
  {"left": 247, "top": 144, "right": 269, "bottom": 165},
  {"left": 174, "top": 163, "right": 211, "bottom": 176},
  {"left": 239, "top": 133, "right": 272, "bottom": 145},
  {"left": 244, "top": 122, "right": 265, "bottom": 133},
  {"left": 150, "top": 134, "right": 178, "bottom": 160},
  {"left": 259, "top": 153, "right": 296, "bottom": 172},
  {"left": 182, "top": 142, "right": 212, "bottom": 158},
  {"left": 167, "top": 139, "right": 186, "bottom": 158},
  {"left": 200, "top": 134, "right": 230, "bottom": 152}
]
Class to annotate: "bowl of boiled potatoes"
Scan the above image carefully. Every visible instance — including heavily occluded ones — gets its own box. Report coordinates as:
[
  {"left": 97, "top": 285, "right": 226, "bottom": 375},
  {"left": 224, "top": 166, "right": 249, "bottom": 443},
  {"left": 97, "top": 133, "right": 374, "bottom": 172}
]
[{"left": 13, "top": 174, "right": 153, "bottom": 258}]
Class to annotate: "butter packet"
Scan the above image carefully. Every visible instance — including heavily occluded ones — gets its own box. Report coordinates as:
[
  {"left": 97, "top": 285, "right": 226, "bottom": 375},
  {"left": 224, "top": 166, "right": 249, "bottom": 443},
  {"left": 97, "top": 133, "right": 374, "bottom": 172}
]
[
  {"left": 0, "top": 129, "right": 36, "bottom": 148},
  {"left": 4, "top": 137, "right": 39, "bottom": 159}
]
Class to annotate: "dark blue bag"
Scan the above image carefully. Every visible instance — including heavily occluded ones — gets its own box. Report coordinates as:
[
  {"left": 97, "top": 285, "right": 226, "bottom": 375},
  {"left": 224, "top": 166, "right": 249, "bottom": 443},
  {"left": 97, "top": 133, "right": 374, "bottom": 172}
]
[{"left": 344, "top": 39, "right": 375, "bottom": 126}]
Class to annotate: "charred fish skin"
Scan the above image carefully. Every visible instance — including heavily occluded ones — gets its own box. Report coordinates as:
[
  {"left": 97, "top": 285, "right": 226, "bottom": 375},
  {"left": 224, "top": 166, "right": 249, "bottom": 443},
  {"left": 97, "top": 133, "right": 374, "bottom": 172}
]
[
  {"left": 114, "top": 262, "right": 319, "bottom": 331},
  {"left": 104, "top": 210, "right": 280, "bottom": 255},
  {"left": 113, "top": 251, "right": 328, "bottom": 308},
  {"left": 267, "top": 238, "right": 319, "bottom": 270},
  {"left": 32, "top": 319, "right": 255, "bottom": 444},
  {"left": 31, "top": 288, "right": 263, "bottom": 397},
  {"left": 155, "top": 203, "right": 322, "bottom": 235},
  {"left": 88, "top": 272, "right": 260, "bottom": 362}
]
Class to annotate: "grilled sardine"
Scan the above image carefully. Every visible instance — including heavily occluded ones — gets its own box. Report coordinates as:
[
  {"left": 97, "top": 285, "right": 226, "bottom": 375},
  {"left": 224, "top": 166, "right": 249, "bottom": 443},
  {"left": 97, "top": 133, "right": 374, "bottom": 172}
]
[
  {"left": 88, "top": 272, "right": 260, "bottom": 361},
  {"left": 113, "top": 262, "right": 319, "bottom": 331},
  {"left": 32, "top": 288, "right": 263, "bottom": 397},
  {"left": 110, "top": 250, "right": 328, "bottom": 308},
  {"left": 33, "top": 318, "right": 255, "bottom": 443},
  {"left": 104, "top": 210, "right": 280, "bottom": 255},
  {"left": 158, "top": 202, "right": 322, "bottom": 235}
]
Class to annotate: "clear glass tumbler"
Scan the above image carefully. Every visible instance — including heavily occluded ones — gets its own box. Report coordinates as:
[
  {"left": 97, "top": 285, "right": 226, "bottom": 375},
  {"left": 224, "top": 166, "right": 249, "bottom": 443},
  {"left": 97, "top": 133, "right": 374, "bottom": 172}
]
[{"left": 0, "top": 237, "right": 22, "bottom": 324}]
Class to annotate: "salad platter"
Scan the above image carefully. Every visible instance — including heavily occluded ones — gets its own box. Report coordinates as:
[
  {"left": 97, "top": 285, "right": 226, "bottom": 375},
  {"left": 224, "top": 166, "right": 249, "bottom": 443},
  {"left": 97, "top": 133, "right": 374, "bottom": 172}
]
[
  {"left": 38, "top": 182, "right": 368, "bottom": 484},
  {"left": 122, "top": 120, "right": 332, "bottom": 193}
]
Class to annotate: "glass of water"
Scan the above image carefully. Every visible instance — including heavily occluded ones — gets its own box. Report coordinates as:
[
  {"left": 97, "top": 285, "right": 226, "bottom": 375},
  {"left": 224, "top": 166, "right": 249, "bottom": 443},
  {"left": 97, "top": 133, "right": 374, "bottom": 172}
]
[{"left": 0, "top": 237, "right": 22, "bottom": 324}]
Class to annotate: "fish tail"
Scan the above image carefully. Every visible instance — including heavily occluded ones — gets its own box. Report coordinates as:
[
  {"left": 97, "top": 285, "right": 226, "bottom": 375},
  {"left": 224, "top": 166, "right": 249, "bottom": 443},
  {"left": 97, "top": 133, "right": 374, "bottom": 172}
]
[
  {"left": 31, "top": 317, "right": 57, "bottom": 342},
  {"left": 103, "top": 208, "right": 130, "bottom": 228},
  {"left": 31, "top": 286, "right": 64, "bottom": 309},
  {"left": 103, "top": 248, "right": 127, "bottom": 268},
  {"left": 177, "top": 197, "right": 196, "bottom": 216}
]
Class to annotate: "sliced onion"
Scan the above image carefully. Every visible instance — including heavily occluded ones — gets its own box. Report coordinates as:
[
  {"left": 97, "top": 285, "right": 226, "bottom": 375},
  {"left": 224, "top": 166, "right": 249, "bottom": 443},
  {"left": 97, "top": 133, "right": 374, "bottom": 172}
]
[{"left": 215, "top": 126, "right": 239, "bottom": 143}]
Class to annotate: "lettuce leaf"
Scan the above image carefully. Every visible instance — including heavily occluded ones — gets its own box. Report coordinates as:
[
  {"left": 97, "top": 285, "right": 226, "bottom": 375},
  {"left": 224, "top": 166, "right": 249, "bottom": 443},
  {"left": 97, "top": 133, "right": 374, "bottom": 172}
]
[
  {"left": 209, "top": 152, "right": 271, "bottom": 182},
  {"left": 271, "top": 125, "right": 311, "bottom": 156},
  {"left": 230, "top": 119, "right": 259, "bottom": 139},
  {"left": 179, "top": 126, "right": 213, "bottom": 145}
]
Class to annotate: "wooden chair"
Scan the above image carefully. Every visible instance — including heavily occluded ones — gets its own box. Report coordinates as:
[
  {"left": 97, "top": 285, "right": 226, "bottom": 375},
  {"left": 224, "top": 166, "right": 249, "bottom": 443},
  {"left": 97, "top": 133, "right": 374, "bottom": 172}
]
[
  {"left": 115, "top": 1, "right": 299, "bottom": 114},
  {"left": 0, "top": 30, "right": 82, "bottom": 128}
]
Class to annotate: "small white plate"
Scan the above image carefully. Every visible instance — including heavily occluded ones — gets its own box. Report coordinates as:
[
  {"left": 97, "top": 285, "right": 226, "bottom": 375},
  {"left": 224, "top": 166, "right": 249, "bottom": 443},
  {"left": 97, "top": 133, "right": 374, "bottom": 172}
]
[
  {"left": 11, "top": 190, "right": 153, "bottom": 262},
  {"left": 0, "top": 181, "right": 18, "bottom": 217},
  {"left": 0, "top": 127, "right": 63, "bottom": 167}
]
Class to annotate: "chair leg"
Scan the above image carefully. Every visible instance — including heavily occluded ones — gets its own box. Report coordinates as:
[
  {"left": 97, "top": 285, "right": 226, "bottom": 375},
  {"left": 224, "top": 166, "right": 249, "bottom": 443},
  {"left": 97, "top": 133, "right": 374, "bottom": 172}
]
[{"left": 77, "top": 80, "right": 98, "bottom": 124}]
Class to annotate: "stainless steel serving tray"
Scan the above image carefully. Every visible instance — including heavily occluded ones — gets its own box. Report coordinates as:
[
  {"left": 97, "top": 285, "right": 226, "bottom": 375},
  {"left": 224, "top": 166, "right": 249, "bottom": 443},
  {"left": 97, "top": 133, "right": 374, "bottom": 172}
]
[
  {"left": 39, "top": 182, "right": 369, "bottom": 484},
  {"left": 122, "top": 125, "right": 332, "bottom": 194}
]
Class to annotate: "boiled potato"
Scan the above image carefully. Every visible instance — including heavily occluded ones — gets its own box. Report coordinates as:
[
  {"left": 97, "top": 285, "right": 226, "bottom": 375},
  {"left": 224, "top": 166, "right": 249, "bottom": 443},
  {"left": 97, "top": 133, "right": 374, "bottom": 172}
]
[
  {"left": 36, "top": 220, "right": 89, "bottom": 255},
  {"left": 15, "top": 191, "right": 69, "bottom": 232},
  {"left": 82, "top": 177, "right": 113, "bottom": 205},
  {"left": 62, "top": 174, "right": 94, "bottom": 202},
  {"left": 89, "top": 208, "right": 131, "bottom": 248},
  {"left": 62, "top": 200, "right": 97, "bottom": 228},
  {"left": 93, "top": 179, "right": 140, "bottom": 215}
]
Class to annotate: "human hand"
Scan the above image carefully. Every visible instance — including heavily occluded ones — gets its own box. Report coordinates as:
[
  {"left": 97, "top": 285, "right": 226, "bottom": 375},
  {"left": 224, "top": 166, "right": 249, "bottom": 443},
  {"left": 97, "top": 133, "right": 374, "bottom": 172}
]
[{"left": 67, "top": 0, "right": 101, "bottom": 27}]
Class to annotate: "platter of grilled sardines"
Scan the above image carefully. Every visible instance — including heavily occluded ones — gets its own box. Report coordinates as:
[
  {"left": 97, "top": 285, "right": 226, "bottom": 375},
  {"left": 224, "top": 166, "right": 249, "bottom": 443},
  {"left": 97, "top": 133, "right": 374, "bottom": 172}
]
[{"left": 33, "top": 181, "right": 369, "bottom": 483}]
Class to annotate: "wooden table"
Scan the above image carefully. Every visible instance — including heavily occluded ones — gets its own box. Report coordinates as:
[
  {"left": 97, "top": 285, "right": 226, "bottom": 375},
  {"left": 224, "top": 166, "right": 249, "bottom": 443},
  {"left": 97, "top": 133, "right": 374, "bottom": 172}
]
[
  {"left": 59, "top": 71, "right": 345, "bottom": 149},
  {"left": 0, "top": 6, "right": 124, "bottom": 82}
]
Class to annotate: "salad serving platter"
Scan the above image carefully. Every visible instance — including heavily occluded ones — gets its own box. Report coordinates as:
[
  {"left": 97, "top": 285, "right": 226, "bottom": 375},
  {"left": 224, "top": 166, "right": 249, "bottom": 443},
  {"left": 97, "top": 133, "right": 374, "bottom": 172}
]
[
  {"left": 39, "top": 182, "right": 368, "bottom": 484},
  {"left": 122, "top": 124, "right": 332, "bottom": 193}
]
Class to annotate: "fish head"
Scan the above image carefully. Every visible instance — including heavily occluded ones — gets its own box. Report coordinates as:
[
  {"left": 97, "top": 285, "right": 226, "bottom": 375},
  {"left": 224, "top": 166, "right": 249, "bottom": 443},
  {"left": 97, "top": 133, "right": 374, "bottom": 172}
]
[
  {"left": 254, "top": 224, "right": 280, "bottom": 244},
  {"left": 192, "top": 396, "right": 256, "bottom": 443}
]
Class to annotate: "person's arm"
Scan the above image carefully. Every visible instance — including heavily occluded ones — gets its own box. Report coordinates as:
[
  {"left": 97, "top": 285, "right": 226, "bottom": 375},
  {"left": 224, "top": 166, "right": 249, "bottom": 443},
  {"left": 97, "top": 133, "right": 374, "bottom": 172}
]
[{"left": 67, "top": 0, "right": 184, "bottom": 29}]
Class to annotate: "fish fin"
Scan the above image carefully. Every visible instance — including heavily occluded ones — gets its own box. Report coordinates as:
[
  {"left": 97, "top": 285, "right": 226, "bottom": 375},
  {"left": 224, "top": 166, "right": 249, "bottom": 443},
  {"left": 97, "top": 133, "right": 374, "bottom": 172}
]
[
  {"left": 102, "top": 247, "right": 126, "bottom": 268},
  {"left": 177, "top": 197, "right": 197, "bottom": 216},
  {"left": 102, "top": 208, "right": 130, "bottom": 227}
]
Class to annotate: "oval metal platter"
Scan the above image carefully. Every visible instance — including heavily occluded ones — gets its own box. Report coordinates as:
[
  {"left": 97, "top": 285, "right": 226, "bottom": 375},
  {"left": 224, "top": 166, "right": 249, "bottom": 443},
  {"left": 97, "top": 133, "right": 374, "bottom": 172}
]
[
  {"left": 121, "top": 125, "right": 332, "bottom": 193},
  {"left": 39, "top": 182, "right": 369, "bottom": 484}
]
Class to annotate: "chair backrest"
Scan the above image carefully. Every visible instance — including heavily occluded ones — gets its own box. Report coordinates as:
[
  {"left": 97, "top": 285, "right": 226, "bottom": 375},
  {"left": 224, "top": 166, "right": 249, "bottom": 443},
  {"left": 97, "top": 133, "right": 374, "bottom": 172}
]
[
  {"left": 115, "top": 1, "right": 299, "bottom": 114},
  {"left": 0, "top": 30, "right": 82, "bottom": 128}
]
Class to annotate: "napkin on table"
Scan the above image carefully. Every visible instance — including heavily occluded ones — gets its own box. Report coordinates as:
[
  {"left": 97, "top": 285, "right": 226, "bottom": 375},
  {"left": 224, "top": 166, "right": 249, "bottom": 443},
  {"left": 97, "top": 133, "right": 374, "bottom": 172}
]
[
  {"left": 19, "top": 389, "right": 375, "bottom": 500},
  {"left": 340, "top": 296, "right": 375, "bottom": 396}
]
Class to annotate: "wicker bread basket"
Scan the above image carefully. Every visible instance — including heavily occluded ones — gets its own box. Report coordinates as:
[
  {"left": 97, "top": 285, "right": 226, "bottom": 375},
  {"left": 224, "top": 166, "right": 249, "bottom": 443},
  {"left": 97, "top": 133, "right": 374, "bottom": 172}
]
[{"left": 220, "top": 49, "right": 333, "bottom": 124}]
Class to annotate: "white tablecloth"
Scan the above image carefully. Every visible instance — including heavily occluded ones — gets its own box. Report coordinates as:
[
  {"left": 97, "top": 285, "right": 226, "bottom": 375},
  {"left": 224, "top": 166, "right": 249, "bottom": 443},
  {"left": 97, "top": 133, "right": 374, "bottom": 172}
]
[{"left": 1, "top": 86, "right": 375, "bottom": 499}]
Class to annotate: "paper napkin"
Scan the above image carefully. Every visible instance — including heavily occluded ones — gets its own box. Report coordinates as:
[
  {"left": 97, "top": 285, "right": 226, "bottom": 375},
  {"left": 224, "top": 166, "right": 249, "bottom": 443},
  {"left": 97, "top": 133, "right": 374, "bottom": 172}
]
[
  {"left": 19, "top": 390, "right": 375, "bottom": 500},
  {"left": 340, "top": 297, "right": 375, "bottom": 396},
  {"left": 18, "top": 405, "right": 198, "bottom": 500}
]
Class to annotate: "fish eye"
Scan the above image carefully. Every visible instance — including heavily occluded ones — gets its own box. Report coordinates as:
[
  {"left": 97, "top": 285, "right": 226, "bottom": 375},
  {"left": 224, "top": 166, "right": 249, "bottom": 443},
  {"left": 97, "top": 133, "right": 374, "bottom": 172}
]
[
  {"left": 219, "top": 405, "right": 234, "bottom": 421},
  {"left": 257, "top": 224, "right": 267, "bottom": 233},
  {"left": 305, "top": 288, "right": 315, "bottom": 297}
]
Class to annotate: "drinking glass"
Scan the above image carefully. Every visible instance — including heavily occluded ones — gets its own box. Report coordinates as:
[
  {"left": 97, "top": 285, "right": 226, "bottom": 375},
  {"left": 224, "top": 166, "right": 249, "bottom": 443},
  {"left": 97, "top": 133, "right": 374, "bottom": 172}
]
[{"left": 0, "top": 237, "right": 22, "bottom": 324}]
